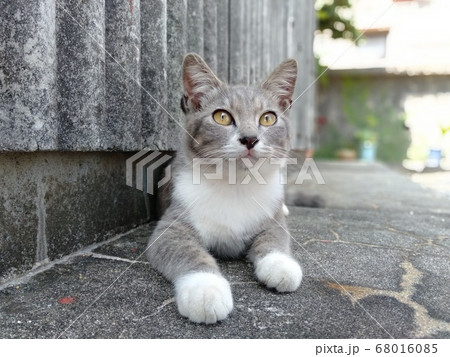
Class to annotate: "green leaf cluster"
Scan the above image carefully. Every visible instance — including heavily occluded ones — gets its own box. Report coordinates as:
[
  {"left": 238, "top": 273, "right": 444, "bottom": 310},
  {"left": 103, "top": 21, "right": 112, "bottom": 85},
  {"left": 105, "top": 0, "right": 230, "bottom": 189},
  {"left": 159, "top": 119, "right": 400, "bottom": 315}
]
[{"left": 316, "top": 0, "right": 359, "bottom": 41}]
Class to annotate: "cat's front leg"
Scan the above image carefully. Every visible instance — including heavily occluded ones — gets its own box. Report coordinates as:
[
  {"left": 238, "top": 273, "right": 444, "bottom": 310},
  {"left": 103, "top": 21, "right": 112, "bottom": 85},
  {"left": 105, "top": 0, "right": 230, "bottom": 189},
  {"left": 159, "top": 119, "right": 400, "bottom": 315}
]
[
  {"left": 248, "top": 209, "right": 302, "bottom": 292},
  {"left": 147, "top": 213, "right": 233, "bottom": 324}
]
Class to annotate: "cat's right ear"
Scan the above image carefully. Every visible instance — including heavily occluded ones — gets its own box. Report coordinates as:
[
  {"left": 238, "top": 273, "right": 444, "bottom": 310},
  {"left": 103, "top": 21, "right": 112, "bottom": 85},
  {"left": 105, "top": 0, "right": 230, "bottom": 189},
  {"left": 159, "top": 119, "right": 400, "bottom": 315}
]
[
  {"left": 182, "top": 53, "right": 222, "bottom": 112},
  {"left": 261, "top": 59, "right": 298, "bottom": 112}
]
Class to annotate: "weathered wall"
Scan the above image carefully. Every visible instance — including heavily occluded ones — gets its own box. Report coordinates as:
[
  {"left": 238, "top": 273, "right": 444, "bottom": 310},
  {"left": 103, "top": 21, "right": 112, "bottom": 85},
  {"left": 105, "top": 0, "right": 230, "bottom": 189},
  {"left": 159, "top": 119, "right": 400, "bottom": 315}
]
[
  {"left": 0, "top": 0, "right": 315, "bottom": 152},
  {"left": 0, "top": 0, "right": 316, "bottom": 280}
]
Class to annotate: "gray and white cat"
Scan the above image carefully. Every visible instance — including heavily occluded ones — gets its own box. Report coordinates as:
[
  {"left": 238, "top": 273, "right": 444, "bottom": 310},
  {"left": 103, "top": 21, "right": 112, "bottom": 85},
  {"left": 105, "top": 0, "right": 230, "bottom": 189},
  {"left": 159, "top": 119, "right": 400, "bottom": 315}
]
[{"left": 146, "top": 53, "right": 302, "bottom": 324}]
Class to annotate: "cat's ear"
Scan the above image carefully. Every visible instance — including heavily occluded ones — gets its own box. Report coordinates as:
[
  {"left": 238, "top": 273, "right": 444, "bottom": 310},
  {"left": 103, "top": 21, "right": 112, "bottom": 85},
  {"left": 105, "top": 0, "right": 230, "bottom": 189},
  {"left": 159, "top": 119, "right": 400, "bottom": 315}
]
[
  {"left": 182, "top": 53, "right": 222, "bottom": 112},
  {"left": 261, "top": 59, "right": 298, "bottom": 111}
]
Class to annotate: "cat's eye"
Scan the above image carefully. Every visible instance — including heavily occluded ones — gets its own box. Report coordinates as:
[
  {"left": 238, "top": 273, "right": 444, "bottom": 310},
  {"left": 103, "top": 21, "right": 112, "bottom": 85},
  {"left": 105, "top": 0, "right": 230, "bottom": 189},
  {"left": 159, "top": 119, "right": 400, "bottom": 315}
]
[
  {"left": 259, "top": 112, "right": 277, "bottom": 126},
  {"left": 213, "top": 110, "right": 233, "bottom": 126}
]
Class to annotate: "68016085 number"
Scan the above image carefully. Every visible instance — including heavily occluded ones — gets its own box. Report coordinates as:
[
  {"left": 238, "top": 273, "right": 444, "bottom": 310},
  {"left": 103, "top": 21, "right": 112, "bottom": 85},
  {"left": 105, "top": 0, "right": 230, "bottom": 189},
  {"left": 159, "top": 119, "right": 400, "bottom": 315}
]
[{"left": 375, "top": 344, "right": 438, "bottom": 354}]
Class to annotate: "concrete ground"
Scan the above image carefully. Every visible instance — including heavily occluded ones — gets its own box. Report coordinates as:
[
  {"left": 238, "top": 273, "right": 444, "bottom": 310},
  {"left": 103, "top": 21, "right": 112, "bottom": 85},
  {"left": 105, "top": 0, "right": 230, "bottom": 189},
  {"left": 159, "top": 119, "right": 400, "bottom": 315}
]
[{"left": 0, "top": 162, "right": 449, "bottom": 338}]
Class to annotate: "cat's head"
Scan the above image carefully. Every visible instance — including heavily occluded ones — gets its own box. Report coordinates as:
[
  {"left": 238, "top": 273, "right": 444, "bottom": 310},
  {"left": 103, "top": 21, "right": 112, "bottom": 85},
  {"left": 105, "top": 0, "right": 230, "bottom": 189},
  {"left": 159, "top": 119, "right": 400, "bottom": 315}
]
[{"left": 181, "top": 53, "right": 297, "bottom": 164}]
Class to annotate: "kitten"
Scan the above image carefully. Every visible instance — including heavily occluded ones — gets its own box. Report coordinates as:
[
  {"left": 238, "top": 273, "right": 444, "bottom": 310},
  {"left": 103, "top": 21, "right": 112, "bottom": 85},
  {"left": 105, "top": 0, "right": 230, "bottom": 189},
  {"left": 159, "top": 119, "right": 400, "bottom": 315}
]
[{"left": 146, "top": 53, "right": 302, "bottom": 324}]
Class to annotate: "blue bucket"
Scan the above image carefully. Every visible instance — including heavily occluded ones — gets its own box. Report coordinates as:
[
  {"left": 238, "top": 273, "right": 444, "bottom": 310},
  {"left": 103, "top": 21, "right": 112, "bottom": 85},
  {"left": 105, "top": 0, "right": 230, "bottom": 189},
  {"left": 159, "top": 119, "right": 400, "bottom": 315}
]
[
  {"left": 426, "top": 148, "right": 441, "bottom": 168},
  {"left": 360, "top": 141, "right": 377, "bottom": 162}
]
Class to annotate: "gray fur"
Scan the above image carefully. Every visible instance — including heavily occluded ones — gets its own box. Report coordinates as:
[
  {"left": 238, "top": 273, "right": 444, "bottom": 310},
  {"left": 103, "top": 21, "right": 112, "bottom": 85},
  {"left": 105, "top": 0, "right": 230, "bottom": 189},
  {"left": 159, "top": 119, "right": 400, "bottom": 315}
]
[{"left": 147, "top": 53, "right": 299, "bottom": 306}]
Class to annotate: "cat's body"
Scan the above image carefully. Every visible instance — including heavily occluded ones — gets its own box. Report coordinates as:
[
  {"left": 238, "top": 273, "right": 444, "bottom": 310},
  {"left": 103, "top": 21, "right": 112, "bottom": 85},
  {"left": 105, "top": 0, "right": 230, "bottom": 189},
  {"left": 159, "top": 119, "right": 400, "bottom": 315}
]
[
  {"left": 147, "top": 54, "right": 302, "bottom": 324},
  {"left": 171, "top": 154, "right": 284, "bottom": 258}
]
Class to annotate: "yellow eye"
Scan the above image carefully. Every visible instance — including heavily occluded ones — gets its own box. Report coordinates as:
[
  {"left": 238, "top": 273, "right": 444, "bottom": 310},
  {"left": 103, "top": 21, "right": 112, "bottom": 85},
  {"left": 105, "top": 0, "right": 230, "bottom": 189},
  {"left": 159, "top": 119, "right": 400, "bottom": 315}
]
[
  {"left": 213, "top": 110, "right": 233, "bottom": 126},
  {"left": 259, "top": 112, "right": 277, "bottom": 126}
]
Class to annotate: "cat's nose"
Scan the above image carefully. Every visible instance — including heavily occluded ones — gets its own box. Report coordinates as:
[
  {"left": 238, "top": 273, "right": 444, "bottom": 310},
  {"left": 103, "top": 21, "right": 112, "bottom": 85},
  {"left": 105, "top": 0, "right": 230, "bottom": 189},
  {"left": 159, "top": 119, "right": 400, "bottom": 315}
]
[{"left": 239, "top": 136, "right": 259, "bottom": 149}]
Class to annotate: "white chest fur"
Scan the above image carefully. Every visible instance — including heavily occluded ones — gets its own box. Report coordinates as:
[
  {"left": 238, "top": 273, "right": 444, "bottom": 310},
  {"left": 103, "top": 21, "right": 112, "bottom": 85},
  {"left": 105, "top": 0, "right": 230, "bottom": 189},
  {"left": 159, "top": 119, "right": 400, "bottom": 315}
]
[{"left": 173, "top": 167, "right": 283, "bottom": 256}]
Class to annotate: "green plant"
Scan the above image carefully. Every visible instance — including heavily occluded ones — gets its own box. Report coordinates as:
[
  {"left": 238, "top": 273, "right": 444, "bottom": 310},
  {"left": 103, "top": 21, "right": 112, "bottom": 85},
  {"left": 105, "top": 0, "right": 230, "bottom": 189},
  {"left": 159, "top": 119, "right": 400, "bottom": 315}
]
[
  {"left": 316, "top": 0, "right": 359, "bottom": 41},
  {"left": 341, "top": 78, "right": 409, "bottom": 162},
  {"left": 356, "top": 129, "right": 378, "bottom": 143},
  {"left": 315, "top": 0, "right": 359, "bottom": 86}
]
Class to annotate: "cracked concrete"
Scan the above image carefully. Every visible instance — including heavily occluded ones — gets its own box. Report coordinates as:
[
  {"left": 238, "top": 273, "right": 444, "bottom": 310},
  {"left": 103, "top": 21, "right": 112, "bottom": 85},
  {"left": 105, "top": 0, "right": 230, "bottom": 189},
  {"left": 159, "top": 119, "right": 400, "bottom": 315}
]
[
  {"left": 0, "top": 162, "right": 449, "bottom": 338},
  {"left": 327, "top": 261, "right": 450, "bottom": 338}
]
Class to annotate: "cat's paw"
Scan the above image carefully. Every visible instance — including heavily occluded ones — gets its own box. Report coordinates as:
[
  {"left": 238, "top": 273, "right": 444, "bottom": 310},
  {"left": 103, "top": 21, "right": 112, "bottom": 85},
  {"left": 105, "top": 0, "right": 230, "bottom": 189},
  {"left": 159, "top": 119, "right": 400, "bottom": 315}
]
[
  {"left": 255, "top": 252, "right": 302, "bottom": 292},
  {"left": 174, "top": 272, "right": 233, "bottom": 324}
]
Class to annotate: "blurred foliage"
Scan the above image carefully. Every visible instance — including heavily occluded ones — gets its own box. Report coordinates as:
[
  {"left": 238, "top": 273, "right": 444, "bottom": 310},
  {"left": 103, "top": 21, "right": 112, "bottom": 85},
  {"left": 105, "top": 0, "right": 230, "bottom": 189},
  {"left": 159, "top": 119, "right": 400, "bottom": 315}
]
[
  {"left": 315, "top": 78, "right": 410, "bottom": 162},
  {"left": 316, "top": 0, "right": 359, "bottom": 41},
  {"left": 314, "top": 2, "right": 409, "bottom": 162},
  {"left": 315, "top": 0, "right": 360, "bottom": 86}
]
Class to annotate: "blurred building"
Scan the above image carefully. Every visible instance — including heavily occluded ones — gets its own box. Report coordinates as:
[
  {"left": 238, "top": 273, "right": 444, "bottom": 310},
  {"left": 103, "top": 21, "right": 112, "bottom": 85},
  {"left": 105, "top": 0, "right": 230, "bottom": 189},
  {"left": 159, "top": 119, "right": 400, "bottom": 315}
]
[{"left": 314, "top": 0, "right": 450, "bottom": 167}]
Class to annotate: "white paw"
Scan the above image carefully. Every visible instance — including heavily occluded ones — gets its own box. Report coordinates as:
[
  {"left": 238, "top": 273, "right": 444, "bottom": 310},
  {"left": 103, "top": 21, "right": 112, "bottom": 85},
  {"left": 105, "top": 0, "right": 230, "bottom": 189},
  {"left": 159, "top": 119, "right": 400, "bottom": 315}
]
[
  {"left": 174, "top": 272, "right": 233, "bottom": 324},
  {"left": 255, "top": 252, "right": 302, "bottom": 292}
]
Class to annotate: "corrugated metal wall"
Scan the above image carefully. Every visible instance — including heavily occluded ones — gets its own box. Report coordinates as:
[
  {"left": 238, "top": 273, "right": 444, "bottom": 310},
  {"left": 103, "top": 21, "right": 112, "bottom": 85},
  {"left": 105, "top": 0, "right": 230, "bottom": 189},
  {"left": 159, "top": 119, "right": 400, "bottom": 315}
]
[{"left": 0, "top": 0, "right": 316, "bottom": 152}]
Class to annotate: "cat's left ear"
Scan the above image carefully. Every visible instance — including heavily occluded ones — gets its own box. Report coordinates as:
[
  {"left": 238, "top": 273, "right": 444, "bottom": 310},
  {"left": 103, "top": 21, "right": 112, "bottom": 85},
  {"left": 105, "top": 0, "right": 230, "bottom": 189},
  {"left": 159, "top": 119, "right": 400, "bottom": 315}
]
[
  {"left": 182, "top": 53, "right": 223, "bottom": 112},
  {"left": 261, "top": 59, "right": 298, "bottom": 112}
]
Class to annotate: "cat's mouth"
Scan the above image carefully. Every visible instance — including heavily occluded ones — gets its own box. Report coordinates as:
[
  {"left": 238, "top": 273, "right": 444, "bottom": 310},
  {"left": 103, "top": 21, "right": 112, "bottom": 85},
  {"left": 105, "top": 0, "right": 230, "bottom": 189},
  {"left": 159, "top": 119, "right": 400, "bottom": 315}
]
[
  {"left": 241, "top": 148, "right": 257, "bottom": 159},
  {"left": 238, "top": 149, "right": 265, "bottom": 163},
  {"left": 232, "top": 147, "right": 266, "bottom": 162}
]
